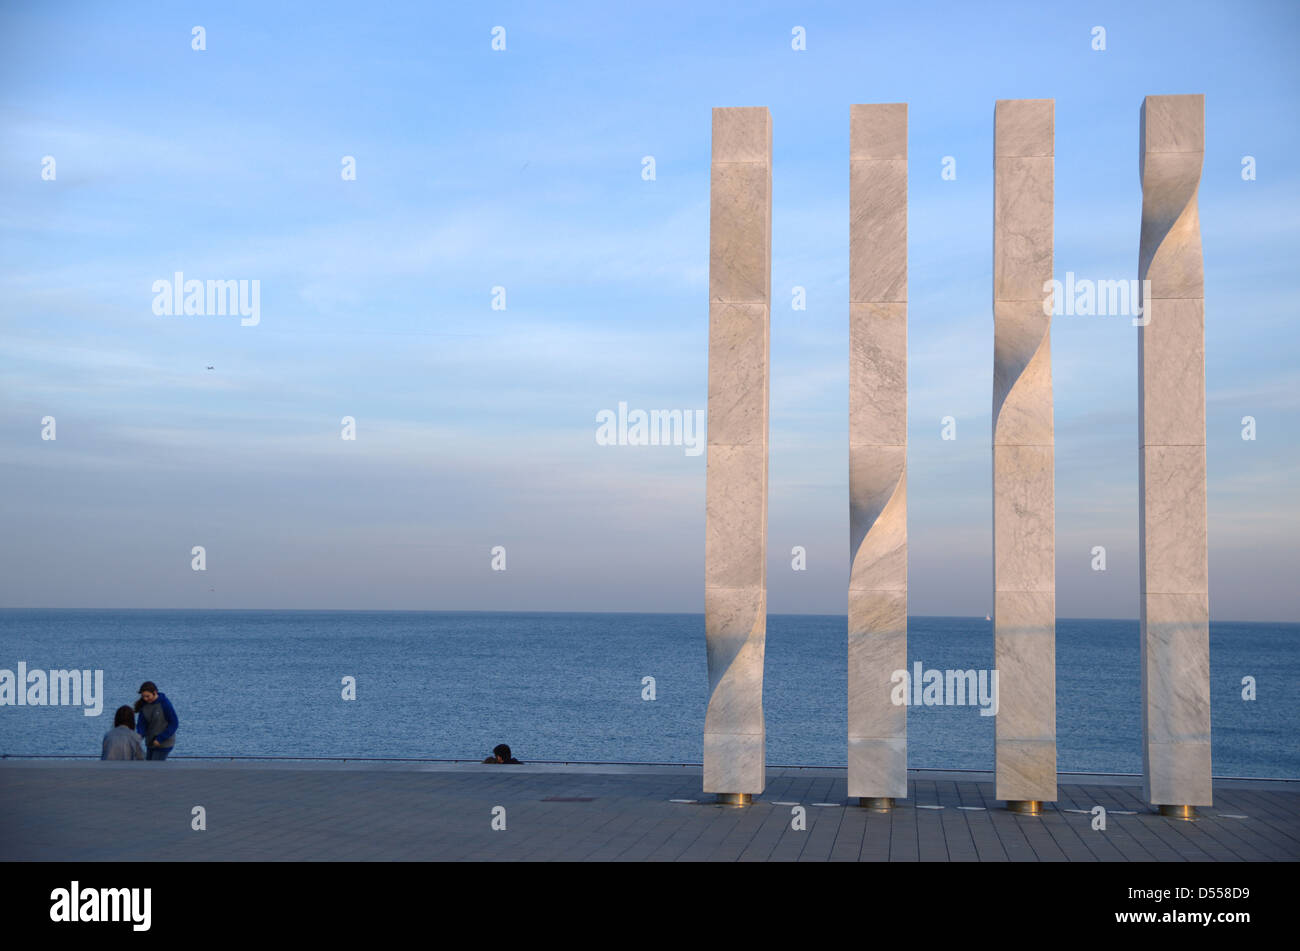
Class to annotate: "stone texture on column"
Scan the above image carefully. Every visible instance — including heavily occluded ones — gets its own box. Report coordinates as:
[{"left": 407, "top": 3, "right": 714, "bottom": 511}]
[
  {"left": 848, "top": 103, "right": 908, "bottom": 800},
  {"left": 1138, "top": 94, "right": 1211, "bottom": 807},
  {"left": 704, "top": 107, "right": 771, "bottom": 795},
  {"left": 992, "top": 99, "right": 1057, "bottom": 804}
]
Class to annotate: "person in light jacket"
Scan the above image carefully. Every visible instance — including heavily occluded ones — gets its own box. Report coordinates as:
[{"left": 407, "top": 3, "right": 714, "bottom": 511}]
[
  {"left": 101, "top": 705, "right": 145, "bottom": 760},
  {"left": 134, "top": 681, "right": 179, "bottom": 761}
]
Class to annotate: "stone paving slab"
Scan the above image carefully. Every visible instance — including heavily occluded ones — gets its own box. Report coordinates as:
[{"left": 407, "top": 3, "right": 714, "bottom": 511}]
[{"left": 1, "top": 760, "right": 1295, "bottom": 862}]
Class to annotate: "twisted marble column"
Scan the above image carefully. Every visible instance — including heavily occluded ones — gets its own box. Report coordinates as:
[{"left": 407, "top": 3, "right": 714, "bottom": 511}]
[
  {"left": 704, "top": 107, "right": 771, "bottom": 797},
  {"left": 1138, "top": 94, "right": 1211, "bottom": 810},
  {"left": 992, "top": 99, "right": 1057, "bottom": 807},
  {"left": 848, "top": 103, "right": 908, "bottom": 802}
]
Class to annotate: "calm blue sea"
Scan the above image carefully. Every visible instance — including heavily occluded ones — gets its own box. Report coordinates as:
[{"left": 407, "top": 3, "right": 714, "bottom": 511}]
[{"left": 0, "top": 610, "right": 1295, "bottom": 777}]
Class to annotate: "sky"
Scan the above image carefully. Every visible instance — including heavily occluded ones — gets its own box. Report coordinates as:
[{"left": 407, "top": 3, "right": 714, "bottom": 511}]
[{"left": 1, "top": 1, "right": 1297, "bottom": 619}]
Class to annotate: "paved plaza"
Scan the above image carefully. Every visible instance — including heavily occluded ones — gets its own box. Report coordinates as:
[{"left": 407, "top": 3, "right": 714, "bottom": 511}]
[{"left": 1, "top": 759, "right": 1295, "bottom": 862}]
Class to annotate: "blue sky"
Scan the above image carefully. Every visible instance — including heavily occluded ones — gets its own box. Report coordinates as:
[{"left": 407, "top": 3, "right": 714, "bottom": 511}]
[{"left": 2, "top": 1, "right": 1297, "bottom": 619}]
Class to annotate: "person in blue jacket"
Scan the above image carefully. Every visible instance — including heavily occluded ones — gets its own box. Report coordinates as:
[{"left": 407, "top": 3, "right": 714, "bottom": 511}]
[{"left": 134, "top": 681, "right": 179, "bottom": 761}]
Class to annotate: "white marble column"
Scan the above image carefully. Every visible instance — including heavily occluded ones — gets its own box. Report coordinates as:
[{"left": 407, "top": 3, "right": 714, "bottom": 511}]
[
  {"left": 704, "top": 107, "right": 771, "bottom": 797},
  {"left": 992, "top": 99, "right": 1057, "bottom": 806},
  {"left": 848, "top": 103, "right": 908, "bottom": 802},
  {"left": 1138, "top": 94, "right": 1212, "bottom": 809}
]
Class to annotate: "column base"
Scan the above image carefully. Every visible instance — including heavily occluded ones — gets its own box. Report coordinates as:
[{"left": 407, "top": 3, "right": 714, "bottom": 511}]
[
  {"left": 1157, "top": 804, "right": 1197, "bottom": 820},
  {"left": 1006, "top": 800, "right": 1042, "bottom": 815},
  {"left": 715, "top": 793, "right": 752, "bottom": 806},
  {"left": 858, "top": 797, "right": 894, "bottom": 811}
]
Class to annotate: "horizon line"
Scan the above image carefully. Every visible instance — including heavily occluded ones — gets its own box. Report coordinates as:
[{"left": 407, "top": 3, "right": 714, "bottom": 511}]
[{"left": 0, "top": 606, "right": 1294, "bottom": 625}]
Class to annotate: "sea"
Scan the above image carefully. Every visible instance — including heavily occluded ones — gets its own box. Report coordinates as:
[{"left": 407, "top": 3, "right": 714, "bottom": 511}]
[{"left": 0, "top": 610, "right": 1295, "bottom": 777}]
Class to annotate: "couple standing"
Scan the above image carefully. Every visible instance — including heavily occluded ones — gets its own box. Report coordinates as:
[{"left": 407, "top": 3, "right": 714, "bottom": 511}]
[{"left": 101, "top": 681, "right": 179, "bottom": 761}]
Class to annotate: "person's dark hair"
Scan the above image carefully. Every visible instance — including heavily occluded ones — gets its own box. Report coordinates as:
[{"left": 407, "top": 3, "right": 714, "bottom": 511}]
[
  {"left": 493, "top": 744, "right": 512, "bottom": 762},
  {"left": 114, "top": 705, "right": 134, "bottom": 729},
  {"left": 134, "top": 681, "right": 158, "bottom": 713}
]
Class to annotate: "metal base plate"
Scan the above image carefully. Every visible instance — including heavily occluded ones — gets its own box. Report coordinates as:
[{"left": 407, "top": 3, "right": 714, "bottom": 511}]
[
  {"left": 858, "top": 796, "right": 894, "bottom": 811},
  {"left": 1006, "top": 800, "right": 1042, "bottom": 815},
  {"left": 715, "top": 793, "right": 752, "bottom": 806}
]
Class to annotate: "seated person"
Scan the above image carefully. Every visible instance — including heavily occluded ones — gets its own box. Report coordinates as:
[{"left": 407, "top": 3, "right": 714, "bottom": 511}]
[{"left": 484, "top": 743, "right": 521, "bottom": 764}]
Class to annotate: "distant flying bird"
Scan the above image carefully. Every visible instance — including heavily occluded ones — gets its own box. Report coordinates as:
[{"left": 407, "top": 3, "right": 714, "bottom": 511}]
[{"left": 206, "top": 366, "right": 214, "bottom": 370}]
